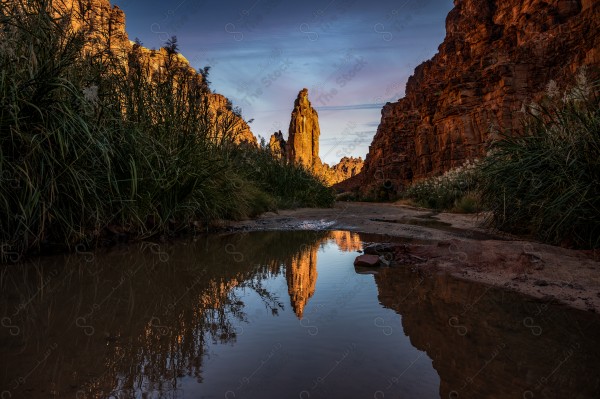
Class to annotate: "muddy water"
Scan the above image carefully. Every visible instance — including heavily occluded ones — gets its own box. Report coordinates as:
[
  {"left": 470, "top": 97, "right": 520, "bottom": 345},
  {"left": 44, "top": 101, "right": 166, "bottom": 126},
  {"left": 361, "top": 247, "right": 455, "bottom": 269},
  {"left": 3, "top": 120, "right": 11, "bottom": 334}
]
[{"left": 1, "top": 231, "right": 599, "bottom": 398}]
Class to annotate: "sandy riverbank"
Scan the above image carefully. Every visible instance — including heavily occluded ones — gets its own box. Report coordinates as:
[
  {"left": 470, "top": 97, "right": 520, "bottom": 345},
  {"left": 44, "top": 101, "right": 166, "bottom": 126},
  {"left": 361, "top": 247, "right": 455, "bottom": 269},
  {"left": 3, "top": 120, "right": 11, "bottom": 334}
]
[{"left": 222, "top": 202, "right": 600, "bottom": 313}]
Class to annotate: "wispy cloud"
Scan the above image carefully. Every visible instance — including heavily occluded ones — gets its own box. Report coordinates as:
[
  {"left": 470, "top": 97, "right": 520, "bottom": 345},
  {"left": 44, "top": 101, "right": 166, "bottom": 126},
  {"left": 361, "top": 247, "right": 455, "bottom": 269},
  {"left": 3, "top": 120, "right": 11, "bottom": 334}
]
[{"left": 315, "top": 103, "right": 385, "bottom": 111}]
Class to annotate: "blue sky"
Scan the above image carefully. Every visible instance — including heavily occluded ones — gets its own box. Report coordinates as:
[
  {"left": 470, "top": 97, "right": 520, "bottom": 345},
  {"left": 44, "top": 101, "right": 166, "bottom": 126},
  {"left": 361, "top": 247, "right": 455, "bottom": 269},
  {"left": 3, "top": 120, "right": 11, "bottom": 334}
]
[{"left": 112, "top": 0, "right": 454, "bottom": 165}]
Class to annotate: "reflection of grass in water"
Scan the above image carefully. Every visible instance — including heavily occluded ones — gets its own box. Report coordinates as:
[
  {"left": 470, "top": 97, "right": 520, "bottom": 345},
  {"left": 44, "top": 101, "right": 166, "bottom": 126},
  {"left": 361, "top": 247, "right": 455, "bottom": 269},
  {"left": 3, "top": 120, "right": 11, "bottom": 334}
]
[{"left": 0, "top": 230, "right": 329, "bottom": 397}]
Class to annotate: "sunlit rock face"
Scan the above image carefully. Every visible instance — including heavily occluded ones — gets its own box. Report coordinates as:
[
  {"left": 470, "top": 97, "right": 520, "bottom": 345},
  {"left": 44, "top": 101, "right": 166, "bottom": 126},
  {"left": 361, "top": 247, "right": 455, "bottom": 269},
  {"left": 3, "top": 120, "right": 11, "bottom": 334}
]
[
  {"left": 55, "top": 0, "right": 257, "bottom": 145},
  {"left": 287, "top": 88, "right": 322, "bottom": 170},
  {"left": 269, "top": 130, "right": 287, "bottom": 160},
  {"left": 277, "top": 89, "right": 364, "bottom": 185},
  {"left": 356, "top": 0, "right": 599, "bottom": 194}
]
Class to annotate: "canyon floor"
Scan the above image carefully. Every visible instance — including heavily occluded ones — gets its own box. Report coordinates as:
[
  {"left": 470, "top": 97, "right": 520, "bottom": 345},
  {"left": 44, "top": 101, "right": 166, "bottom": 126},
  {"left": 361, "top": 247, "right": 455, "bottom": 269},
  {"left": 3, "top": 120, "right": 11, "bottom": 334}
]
[{"left": 223, "top": 202, "right": 600, "bottom": 313}]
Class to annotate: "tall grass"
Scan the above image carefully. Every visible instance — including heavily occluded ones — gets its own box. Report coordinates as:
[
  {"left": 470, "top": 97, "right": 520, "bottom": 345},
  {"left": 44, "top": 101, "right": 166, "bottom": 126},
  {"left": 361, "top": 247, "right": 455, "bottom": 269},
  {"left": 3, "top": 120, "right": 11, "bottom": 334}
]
[
  {"left": 237, "top": 143, "right": 336, "bottom": 209},
  {"left": 0, "top": 0, "right": 333, "bottom": 261},
  {"left": 479, "top": 74, "right": 600, "bottom": 248}
]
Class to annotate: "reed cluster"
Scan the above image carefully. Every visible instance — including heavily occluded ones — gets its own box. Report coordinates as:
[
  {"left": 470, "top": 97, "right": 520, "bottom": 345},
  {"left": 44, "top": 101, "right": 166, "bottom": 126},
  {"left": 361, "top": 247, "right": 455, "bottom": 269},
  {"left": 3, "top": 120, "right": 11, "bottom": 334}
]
[{"left": 479, "top": 74, "right": 600, "bottom": 248}]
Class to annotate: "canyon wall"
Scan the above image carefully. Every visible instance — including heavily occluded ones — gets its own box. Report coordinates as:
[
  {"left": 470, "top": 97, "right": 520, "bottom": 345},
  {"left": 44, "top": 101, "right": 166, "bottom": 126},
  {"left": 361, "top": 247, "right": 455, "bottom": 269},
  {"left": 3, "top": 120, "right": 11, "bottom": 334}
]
[
  {"left": 56, "top": 0, "right": 256, "bottom": 145},
  {"left": 357, "top": 0, "right": 599, "bottom": 195}
]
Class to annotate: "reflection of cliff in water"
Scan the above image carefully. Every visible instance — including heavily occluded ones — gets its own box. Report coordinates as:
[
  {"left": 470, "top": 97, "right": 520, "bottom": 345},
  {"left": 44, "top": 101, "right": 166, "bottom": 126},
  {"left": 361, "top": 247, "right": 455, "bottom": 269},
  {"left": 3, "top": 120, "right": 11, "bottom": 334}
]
[
  {"left": 0, "top": 231, "right": 329, "bottom": 398},
  {"left": 374, "top": 269, "right": 600, "bottom": 399},
  {"left": 329, "top": 231, "right": 363, "bottom": 252},
  {"left": 3, "top": 231, "right": 599, "bottom": 398},
  {"left": 286, "top": 244, "right": 318, "bottom": 319},
  {"left": 283, "top": 231, "right": 362, "bottom": 318}
]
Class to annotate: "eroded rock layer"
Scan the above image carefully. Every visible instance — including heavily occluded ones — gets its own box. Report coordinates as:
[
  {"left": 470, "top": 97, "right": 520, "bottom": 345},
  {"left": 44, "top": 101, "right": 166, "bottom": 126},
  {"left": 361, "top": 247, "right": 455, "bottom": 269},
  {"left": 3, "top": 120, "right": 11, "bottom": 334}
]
[
  {"left": 358, "top": 0, "right": 599, "bottom": 194},
  {"left": 269, "top": 130, "right": 287, "bottom": 160},
  {"left": 56, "top": 0, "right": 257, "bottom": 145},
  {"left": 328, "top": 156, "right": 364, "bottom": 185}
]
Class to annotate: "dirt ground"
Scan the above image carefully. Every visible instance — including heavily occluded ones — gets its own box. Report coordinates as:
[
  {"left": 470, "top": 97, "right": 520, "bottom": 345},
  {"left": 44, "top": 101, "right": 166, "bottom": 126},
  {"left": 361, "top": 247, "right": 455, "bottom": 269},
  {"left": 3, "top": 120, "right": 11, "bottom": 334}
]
[{"left": 222, "top": 202, "right": 600, "bottom": 313}]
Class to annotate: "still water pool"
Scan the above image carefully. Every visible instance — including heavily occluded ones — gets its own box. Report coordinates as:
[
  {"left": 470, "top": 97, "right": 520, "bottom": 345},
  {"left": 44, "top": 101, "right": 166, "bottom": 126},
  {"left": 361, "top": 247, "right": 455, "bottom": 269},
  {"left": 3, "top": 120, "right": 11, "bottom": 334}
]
[{"left": 1, "top": 231, "right": 599, "bottom": 398}]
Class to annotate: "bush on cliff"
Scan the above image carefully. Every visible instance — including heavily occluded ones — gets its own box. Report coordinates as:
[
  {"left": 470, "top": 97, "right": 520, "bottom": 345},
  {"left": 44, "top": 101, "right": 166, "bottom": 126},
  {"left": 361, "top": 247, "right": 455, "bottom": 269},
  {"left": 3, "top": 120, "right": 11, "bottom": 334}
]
[
  {"left": 0, "top": 0, "right": 333, "bottom": 260},
  {"left": 479, "top": 73, "right": 600, "bottom": 248}
]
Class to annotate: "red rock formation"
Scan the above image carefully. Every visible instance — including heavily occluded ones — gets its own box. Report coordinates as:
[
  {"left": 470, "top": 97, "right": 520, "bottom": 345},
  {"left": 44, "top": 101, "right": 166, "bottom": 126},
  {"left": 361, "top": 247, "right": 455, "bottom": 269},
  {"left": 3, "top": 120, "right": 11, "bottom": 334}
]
[
  {"left": 327, "top": 156, "right": 363, "bottom": 185},
  {"left": 287, "top": 88, "right": 322, "bottom": 169},
  {"left": 268, "top": 130, "right": 287, "bottom": 159},
  {"left": 357, "top": 0, "right": 599, "bottom": 195},
  {"left": 56, "top": 0, "right": 256, "bottom": 145},
  {"left": 277, "top": 89, "right": 364, "bottom": 185}
]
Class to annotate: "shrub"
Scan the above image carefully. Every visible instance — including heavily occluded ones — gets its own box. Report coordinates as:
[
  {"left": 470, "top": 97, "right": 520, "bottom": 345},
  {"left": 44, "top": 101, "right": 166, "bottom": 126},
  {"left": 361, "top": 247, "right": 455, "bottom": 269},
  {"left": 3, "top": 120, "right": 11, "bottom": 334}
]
[
  {"left": 229, "top": 145, "right": 335, "bottom": 209},
  {"left": 479, "top": 73, "right": 600, "bottom": 248},
  {"left": 402, "top": 159, "right": 481, "bottom": 211}
]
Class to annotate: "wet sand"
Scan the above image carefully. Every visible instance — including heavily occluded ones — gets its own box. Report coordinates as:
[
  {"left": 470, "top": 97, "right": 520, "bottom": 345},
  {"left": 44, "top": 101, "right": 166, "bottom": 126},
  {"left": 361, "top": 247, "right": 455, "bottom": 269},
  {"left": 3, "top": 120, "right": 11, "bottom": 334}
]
[{"left": 222, "top": 202, "right": 600, "bottom": 313}]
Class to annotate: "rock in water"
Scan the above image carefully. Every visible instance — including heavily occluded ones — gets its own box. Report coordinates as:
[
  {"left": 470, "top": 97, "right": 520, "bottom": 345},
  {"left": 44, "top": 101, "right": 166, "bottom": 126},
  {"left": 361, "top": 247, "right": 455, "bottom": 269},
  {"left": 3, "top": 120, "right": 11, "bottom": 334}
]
[{"left": 354, "top": 254, "right": 382, "bottom": 267}]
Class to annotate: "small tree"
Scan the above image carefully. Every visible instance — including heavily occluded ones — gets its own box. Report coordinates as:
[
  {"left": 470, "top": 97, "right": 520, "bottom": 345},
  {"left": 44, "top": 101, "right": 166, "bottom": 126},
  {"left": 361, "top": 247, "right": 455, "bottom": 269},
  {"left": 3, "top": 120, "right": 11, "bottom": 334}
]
[
  {"left": 199, "top": 65, "right": 211, "bottom": 93},
  {"left": 165, "top": 35, "right": 178, "bottom": 55}
]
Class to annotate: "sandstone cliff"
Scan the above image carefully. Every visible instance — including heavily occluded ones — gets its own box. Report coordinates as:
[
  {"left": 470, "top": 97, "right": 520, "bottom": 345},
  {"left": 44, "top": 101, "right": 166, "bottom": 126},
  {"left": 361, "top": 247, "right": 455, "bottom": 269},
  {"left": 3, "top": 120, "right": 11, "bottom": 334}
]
[
  {"left": 56, "top": 0, "right": 256, "bottom": 145},
  {"left": 287, "top": 88, "right": 322, "bottom": 170},
  {"left": 270, "top": 88, "right": 364, "bottom": 185},
  {"left": 358, "top": 0, "right": 599, "bottom": 195},
  {"left": 327, "top": 156, "right": 363, "bottom": 185},
  {"left": 269, "top": 130, "right": 287, "bottom": 160}
]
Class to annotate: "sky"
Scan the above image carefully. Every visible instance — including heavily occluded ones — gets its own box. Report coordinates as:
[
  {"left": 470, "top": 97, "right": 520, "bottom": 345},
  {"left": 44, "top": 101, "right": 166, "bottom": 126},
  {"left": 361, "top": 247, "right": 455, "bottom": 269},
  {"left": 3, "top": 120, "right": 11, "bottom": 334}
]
[{"left": 111, "top": 0, "right": 454, "bottom": 165}]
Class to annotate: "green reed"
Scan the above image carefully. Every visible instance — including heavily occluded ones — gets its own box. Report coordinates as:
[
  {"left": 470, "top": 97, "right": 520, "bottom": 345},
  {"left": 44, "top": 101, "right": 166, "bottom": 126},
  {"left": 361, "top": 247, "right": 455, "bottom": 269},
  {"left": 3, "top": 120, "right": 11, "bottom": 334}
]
[{"left": 479, "top": 74, "right": 600, "bottom": 248}]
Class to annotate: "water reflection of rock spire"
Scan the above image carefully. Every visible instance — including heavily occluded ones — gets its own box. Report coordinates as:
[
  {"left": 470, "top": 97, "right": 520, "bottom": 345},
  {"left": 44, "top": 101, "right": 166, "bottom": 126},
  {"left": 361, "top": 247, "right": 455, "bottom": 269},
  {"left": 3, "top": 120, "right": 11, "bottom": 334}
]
[
  {"left": 329, "top": 231, "right": 362, "bottom": 252},
  {"left": 285, "top": 244, "right": 318, "bottom": 319}
]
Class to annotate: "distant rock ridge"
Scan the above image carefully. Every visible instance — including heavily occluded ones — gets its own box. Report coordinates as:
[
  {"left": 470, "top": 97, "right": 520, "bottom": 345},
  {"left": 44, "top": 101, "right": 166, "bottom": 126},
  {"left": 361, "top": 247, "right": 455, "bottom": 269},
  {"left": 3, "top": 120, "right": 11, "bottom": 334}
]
[
  {"left": 268, "top": 130, "right": 287, "bottom": 160},
  {"left": 328, "top": 156, "right": 363, "bottom": 184},
  {"left": 270, "top": 88, "right": 364, "bottom": 185},
  {"left": 55, "top": 0, "right": 257, "bottom": 145},
  {"left": 352, "top": 0, "right": 599, "bottom": 195}
]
